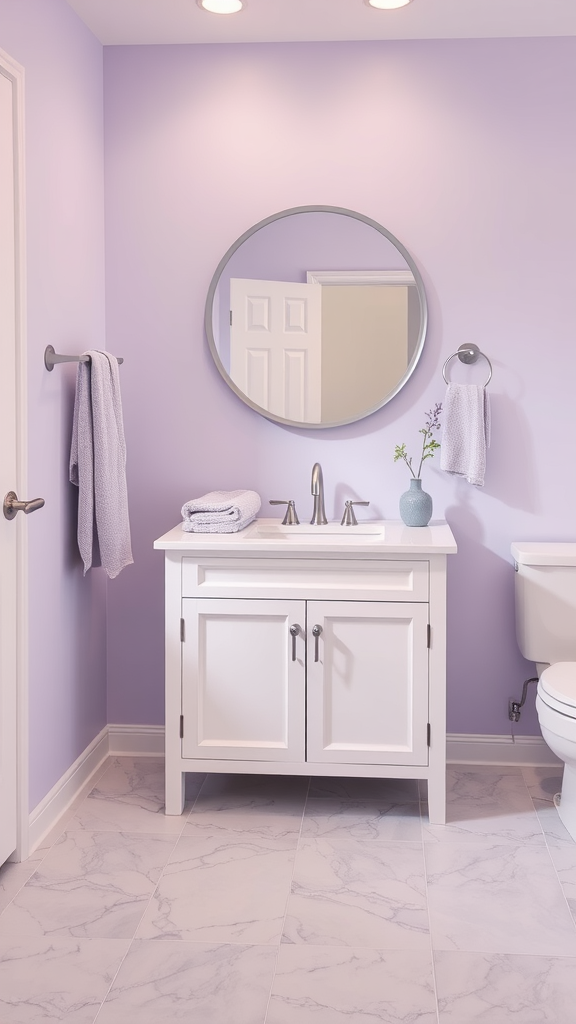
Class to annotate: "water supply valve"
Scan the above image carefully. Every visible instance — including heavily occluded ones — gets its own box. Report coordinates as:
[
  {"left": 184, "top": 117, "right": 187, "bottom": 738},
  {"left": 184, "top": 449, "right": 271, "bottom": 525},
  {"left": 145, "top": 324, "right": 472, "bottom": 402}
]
[
  {"left": 508, "top": 677, "right": 538, "bottom": 723},
  {"left": 508, "top": 700, "right": 522, "bottom": 723}
]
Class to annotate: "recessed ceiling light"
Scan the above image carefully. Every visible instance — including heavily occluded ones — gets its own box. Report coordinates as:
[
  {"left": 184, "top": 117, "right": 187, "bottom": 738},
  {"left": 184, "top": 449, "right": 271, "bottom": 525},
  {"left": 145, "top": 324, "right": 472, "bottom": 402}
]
[
  {"left": 366, "top": 0, "right": 413, "bottom": 9},
  {"left": 197, "top": 0, "right": 243, "bottom": 14}
]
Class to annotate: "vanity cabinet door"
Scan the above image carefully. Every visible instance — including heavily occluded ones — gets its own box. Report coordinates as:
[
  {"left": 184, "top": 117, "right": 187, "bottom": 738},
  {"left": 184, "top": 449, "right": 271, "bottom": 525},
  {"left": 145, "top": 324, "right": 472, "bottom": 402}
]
[
  {"left": 181, "top": 598, "right": 306, "bottom": 762},
  {"left": 306, "top": 601, "right": 429, "bottom": 766}
]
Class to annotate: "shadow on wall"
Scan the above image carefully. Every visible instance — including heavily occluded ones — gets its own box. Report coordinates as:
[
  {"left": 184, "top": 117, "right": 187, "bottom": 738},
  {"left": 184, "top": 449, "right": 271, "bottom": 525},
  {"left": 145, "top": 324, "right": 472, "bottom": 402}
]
[
  {"left": 445, "top": 488, "right": 540, "bottom": 736},
  {"left": 482, "top": 394, "right": 539, "bottom": 514}
]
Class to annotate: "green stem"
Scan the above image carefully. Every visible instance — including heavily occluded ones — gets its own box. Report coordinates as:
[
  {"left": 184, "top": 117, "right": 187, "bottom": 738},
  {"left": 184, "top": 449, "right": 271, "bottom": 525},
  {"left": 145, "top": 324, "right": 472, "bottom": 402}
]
[{"left": 416, "top": 430, "right": 430, "bottom": 478}]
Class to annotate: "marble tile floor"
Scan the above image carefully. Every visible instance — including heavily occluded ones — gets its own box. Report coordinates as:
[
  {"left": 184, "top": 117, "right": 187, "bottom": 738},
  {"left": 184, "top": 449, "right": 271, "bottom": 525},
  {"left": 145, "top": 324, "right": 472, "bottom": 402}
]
[{"left": 1, "top": 759, "right": 576, "bottom": 1022}]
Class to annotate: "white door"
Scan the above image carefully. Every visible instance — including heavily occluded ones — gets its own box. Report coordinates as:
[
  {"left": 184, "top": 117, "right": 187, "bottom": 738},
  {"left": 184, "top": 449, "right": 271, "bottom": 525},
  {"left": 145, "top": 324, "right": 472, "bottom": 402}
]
[
  {"left": 181, "top": 599, "right": 306, "bottom": 761},
  {"left": 0, "top": 54, "right": 24, "bottom": 866},
  {"left": 306, "top": 601, "right": 430, "bottom": 766},
  {"left": 230, "top": 278, "right": 322, "bottom": 422}
]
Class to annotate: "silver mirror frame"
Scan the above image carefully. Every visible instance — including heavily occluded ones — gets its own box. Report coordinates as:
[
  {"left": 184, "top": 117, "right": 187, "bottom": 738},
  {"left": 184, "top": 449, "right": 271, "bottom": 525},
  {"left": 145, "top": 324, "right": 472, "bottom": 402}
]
[{"left": 205, "top": 205, "right": 428, "bottom": 429}]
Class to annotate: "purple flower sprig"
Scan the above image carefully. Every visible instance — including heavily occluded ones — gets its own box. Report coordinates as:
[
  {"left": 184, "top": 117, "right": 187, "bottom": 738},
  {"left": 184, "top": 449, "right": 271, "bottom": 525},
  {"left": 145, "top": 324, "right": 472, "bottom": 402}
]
[{"left": 393, "top": 403, "right": 442, "bottom": 479}]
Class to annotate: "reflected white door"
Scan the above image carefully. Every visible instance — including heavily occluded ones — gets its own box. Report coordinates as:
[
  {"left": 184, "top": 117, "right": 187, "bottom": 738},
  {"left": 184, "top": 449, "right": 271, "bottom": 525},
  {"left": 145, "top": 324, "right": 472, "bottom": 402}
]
[
  {"left": 230, "top": 278, "right": 322, "bottom": 422},
  {"left": 0, "top": 61, "right": 19, "bottom": 866}
]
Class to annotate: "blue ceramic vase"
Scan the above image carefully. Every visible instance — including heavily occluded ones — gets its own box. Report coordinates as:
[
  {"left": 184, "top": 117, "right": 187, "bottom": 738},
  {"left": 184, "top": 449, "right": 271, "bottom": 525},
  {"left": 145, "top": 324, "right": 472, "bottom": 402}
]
[{"left": 399, "top": 478, "right": 432, "bottom": 527}]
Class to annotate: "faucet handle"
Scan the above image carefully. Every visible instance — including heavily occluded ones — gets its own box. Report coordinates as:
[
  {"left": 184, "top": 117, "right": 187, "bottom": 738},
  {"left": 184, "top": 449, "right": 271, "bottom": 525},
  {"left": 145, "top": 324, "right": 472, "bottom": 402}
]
[
  {"left": 269, "top": 500, "right": 300, "bottom": 525},
  {"left": 340, "top": 500, "right": 370, "bottom": 527}
]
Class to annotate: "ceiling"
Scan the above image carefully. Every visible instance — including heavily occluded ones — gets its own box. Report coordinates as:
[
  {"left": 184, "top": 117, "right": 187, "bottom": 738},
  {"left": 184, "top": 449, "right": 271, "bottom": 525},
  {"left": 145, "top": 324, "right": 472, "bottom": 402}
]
[{"left": 65, "top": 0, "right": 576, "bottom": 46}]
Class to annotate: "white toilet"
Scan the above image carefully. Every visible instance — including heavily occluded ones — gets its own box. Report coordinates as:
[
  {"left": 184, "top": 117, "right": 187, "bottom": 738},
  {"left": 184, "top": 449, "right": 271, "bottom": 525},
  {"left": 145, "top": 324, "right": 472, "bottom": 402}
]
[{"left": 512, "top": 541, "right": 576, "bottom": 841}]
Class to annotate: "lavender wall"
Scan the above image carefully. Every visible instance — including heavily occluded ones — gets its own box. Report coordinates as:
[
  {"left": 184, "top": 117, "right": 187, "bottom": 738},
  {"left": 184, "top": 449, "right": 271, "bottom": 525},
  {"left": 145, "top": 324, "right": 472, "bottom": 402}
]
[
  {"left": 104, "top": 38, "right": 576, "bottom": 738},
  {"left": 0, "top": 0, "right": 107, "bottom": 808}
]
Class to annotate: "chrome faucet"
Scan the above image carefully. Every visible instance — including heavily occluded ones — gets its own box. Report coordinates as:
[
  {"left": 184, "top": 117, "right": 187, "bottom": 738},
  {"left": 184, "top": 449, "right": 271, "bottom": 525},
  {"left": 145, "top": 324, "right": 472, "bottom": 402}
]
[{"left": 310, "top": 463, "right": 328, "bottom": 525}]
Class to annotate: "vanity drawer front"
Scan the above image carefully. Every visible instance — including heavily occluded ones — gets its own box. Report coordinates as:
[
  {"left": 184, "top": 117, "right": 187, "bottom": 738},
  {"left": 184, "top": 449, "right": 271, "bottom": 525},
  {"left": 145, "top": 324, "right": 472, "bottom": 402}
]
[{"left": 181, "top": 558, "right": 429, "bottom": 602}]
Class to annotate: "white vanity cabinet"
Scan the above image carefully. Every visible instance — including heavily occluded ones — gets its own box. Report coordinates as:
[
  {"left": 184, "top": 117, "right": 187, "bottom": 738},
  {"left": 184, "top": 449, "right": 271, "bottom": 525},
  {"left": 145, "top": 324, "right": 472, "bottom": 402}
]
[{"left": 154, "top": 521, "right": 456, "bottom": 824}]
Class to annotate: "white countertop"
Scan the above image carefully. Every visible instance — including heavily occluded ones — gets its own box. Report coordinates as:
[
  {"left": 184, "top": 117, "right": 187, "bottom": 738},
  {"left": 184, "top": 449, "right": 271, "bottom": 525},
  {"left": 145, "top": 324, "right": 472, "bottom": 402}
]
[{"left": 154, "top": 519, "right": 457, "bottom": 556}]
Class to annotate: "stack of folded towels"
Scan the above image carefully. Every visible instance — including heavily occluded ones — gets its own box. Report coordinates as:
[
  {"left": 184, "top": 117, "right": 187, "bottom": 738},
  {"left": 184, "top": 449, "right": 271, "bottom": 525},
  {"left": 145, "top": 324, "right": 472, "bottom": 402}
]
[{"left": 181, "top": 489, "right": 261, "bottom": 534}]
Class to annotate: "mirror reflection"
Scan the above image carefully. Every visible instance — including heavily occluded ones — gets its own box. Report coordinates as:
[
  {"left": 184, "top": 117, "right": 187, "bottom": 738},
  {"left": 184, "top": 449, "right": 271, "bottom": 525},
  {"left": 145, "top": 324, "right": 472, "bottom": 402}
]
[{"left": 206, "top": 207, "right": 427, "bottom": 428}]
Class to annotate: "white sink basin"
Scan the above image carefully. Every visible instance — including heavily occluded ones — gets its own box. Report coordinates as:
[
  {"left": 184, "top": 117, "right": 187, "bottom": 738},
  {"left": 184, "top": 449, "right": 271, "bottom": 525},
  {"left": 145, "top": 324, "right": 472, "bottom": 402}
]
[{"left": 248, "top": 519, "right": 384, "bottom": 539}]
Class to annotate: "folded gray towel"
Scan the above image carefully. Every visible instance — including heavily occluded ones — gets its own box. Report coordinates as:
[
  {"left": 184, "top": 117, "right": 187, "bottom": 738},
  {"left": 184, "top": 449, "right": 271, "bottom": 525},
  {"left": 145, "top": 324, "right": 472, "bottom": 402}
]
[
  {"left": 440, "top": 382, "right": 491, "bottom": 486},
  {"left": 181, "top": 489, "right": 261, "bottom": 534},
  {"left": 70, "top": 350, "right": 133, "bottom": 577}
]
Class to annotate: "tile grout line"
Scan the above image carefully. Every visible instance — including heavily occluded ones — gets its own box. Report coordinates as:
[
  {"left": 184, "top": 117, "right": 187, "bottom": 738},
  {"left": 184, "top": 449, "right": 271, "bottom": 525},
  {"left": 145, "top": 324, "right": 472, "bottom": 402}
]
[
  {"left": 419, "top": 778, "right": 441, "bottom": 1024},
  {"left": 86, "top": 765, "right": 204, "bottom": 1023},
  {"left": 122, "top": 770, "right": 207, "bottom": 943},
  {"left": 90, "top": 936, "right": 136, "bottom": 1024},
  {"left": 0, "top": 858, "right": 46, "bottom": 924},
  {"left": 261, "top": 775, "right": 312, "bottom": 1024},
  {"left": 521, "top": 767, "right": 576, "bottom": 937},
  {"left": 0, "top": 757, "right": 133, "bottom": 934},
  {"left": 421, "top": 765, "right": 557, "bottom": 850}
]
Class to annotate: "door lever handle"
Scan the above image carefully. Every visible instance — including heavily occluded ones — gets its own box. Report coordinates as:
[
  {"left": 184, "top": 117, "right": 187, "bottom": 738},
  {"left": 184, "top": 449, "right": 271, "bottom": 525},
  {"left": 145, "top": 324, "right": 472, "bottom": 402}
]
[{"left": 3, "top": 491, "right": 45, "bottom": 521}]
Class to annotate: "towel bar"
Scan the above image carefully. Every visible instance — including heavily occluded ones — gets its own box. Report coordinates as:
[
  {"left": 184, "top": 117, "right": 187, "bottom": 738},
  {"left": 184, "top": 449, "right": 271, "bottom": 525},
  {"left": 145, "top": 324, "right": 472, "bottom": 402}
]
[
  {"left": 44, "top": 345, "right": 124, "bottom": 371},
  {"left": 442, "top": 344, "right": 492, "bottom": 386}
]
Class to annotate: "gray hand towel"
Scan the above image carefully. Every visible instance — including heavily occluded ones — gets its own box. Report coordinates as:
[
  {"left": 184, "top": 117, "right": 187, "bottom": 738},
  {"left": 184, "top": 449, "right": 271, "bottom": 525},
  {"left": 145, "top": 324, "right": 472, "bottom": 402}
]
[
  {"left": 440, "top": 382, "right": 491, "bottom": 487},
  {"left": 181, "top": 489, "right": 261, "bottom": 533},
  {"left": 70, "top": 351, "right": 133, "bottom": 577}
]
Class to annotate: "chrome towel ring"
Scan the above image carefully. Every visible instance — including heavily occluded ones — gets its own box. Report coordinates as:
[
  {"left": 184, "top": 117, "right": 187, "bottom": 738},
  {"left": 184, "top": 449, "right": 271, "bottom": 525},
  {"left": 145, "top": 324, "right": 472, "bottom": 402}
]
[{"left": 442, "top": 344, "right": 492, "bottom": 386}]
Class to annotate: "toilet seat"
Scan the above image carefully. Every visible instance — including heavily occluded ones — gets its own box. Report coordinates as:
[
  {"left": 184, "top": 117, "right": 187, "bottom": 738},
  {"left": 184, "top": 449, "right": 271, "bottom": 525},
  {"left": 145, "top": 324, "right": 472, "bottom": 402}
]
[{"left": 538, "top": 662, "right": 576, "bottom": 718}]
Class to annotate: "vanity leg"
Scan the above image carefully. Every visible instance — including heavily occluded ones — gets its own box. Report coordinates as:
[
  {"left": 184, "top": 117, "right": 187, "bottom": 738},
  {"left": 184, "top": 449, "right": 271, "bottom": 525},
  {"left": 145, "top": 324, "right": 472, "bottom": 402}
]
[
  {"left": 427, "top": 775, "right": 446, "bottom": 825},
  {"left": 165, "top": 767, "right": 185, "bottom": 816},
  {"left": 164, "top": 552, "right": 186, "bottom": 816}
]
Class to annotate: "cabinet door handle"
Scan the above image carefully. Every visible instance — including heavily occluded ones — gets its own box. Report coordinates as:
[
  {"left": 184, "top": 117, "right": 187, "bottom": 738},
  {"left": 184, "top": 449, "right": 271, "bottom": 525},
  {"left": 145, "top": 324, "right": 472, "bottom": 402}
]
[
  {"left": 289, "top": 623, "right": 302, "bottom": 661},
  {"left": 312, "top": 624, "right": 323, "bottom": 661}
]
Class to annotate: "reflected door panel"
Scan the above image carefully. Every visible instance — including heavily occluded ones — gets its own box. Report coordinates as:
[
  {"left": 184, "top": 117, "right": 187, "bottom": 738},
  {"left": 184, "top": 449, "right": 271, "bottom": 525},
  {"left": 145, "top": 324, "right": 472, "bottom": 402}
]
[{"left": 230, "top": 278, "right": 322, "bottom": 422}]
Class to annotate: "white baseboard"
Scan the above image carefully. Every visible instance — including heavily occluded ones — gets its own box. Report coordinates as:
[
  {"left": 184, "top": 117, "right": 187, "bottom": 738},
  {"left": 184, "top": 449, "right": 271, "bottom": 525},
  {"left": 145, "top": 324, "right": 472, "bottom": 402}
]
[
  {"left": 27, "top": 726, "right": 560, "bottom": 854},
  {"left": 446, "top": 733, "right": 562, "bottom": 767},
  {"left": 28, "top": 726, "right": 109, "bottom": 854},
  {"left": 27, "top": 724, "right": 164, "bottom": 855},
  {"left": 108, "top": 723, "right": 165, "bottom": 757}
]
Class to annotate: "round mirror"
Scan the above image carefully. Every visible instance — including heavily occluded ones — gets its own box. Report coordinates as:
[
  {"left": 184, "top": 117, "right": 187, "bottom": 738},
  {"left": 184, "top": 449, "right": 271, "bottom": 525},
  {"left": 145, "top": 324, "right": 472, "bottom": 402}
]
[{"left": 205, "top": 206, "right": 427, "bottom": 428}]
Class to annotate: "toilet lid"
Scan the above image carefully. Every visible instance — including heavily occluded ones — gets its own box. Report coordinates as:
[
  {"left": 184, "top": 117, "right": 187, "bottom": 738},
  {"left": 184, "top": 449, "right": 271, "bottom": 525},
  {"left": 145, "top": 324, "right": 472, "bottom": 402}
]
[{"left": 539, "top": 663, "right": 576, "bottom": 709}]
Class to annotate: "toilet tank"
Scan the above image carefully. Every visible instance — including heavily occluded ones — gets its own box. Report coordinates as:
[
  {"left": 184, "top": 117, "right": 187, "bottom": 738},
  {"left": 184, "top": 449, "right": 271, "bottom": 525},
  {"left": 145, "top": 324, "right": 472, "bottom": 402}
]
[{"left": 512, "top": 542, "right": 576, "bottom": 664}]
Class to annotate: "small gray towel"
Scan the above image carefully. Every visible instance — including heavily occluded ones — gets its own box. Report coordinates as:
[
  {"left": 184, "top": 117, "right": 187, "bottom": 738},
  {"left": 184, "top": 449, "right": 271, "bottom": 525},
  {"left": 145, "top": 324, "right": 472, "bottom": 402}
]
[
  {"left": 70, "top": 350, "right": 133, "bottom": 578},
  {"left": 440, "top": 382, "right": 491, "bottom": 487},
  {"left": 181, "top": 489, "right": 261, "bottom": 534}
]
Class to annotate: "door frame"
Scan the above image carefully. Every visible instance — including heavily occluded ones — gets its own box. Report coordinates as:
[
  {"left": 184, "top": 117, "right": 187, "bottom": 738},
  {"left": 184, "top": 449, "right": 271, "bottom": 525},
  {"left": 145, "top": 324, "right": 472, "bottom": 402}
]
[{"left": 0, "top": 46, "right": 29, "bottom": 862}]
